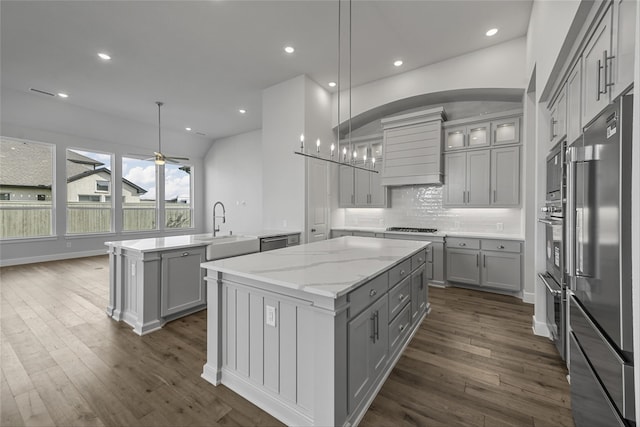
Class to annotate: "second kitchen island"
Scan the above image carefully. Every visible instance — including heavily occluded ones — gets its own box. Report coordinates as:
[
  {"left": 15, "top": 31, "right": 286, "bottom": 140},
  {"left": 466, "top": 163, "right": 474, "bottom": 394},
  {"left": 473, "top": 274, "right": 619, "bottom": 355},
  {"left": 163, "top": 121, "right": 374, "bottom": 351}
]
[{"left": 201, "top": 236, "right": 430, "bottom": 426}]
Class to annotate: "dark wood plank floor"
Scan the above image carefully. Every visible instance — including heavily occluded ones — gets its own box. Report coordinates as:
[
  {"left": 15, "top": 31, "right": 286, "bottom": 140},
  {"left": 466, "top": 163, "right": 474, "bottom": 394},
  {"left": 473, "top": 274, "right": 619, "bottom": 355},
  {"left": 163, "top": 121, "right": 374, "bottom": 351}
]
[{"left": 1, "top": 256, "right": 573, "bottom": 427}]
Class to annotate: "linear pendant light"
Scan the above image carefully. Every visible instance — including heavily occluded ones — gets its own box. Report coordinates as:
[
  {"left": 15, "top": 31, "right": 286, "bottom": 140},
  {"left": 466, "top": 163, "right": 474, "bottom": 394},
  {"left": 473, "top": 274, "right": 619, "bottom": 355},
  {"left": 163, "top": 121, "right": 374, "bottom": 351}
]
[{"left": 294, "top": 0, "right": 378, "bottom": 174}]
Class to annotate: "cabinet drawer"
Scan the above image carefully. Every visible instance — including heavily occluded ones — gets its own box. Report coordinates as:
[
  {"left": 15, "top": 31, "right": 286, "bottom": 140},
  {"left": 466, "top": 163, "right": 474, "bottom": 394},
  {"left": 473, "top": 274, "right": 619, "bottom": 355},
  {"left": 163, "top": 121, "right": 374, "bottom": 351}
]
[
  {"left": 388, "top": 276, "right": 411, "bottom": 321},
  {"left": 287, "top": 234, "right": 300, "bottom": 245},
  {"left": 348, "top": 272, "right": 388, "bottom": 318},
  {"left": 389, "top": 304, "right": 412, "bottom": 355},
  {"left": 446, "top": 237, "right": 480, "bottom": 250},
  {"left": 481, "top": 239, "right": 521, "bottom": 253},
  {"left": 389, "top": 258, "right": 412, "bottom": 286},
  {"left": 352, "top": 231, "right": 376, "bottom": 237},
  {"left": 411, "top": 249, "right": 427, "bottom": 271}
]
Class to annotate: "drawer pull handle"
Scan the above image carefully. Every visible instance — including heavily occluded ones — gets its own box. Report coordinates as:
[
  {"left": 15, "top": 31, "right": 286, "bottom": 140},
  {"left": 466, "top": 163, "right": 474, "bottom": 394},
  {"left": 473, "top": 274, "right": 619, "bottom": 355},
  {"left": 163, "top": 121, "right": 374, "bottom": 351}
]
[
  {"left": 399, "top": 324, "right": 406, "bottom": 332},
  {"left": 498, "top": 245, "right": 505, "bottom": 249},
  {"left": 369, "top": 289, "right": 377, "bottom": 297},
  {"left": 181, "top": 252, "right": 189, "bottom": 257},
  {"left": 398, "top": 294, "right": 405, "bottom": 301},
  {"left": 459, "top": 243, "right": 466, "bottom": 247}
]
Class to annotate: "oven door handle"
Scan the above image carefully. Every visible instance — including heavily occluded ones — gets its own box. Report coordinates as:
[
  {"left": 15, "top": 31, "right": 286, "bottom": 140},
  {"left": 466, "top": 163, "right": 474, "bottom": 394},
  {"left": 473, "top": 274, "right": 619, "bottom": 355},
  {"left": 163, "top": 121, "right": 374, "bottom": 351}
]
[
  {"left": 538, "top": 218, "right": 563, "bottom": 225},
  {"left": 538, "top": 273, "right": 562, "bottom": 296}
]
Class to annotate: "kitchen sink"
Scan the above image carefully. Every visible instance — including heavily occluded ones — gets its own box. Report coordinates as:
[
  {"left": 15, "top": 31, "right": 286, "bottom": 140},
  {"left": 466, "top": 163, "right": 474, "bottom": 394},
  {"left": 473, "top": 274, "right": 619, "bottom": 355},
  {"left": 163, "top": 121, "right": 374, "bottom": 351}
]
[{"left": 195, "top": 234, "right": 260, "bottom": 261}]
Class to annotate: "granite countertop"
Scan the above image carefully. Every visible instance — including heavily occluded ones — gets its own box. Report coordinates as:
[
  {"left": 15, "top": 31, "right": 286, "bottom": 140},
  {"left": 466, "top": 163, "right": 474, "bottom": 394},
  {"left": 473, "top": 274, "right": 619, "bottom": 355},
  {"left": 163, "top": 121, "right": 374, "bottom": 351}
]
[
  {"left": 105, "top": 229, "right": 302, "bottom": 252},
  {"left": 201, "top": 236, "right": 429, "bottom": 299},
  {"left": 331, "top": 226, "right": 523, "bottom": 240}
]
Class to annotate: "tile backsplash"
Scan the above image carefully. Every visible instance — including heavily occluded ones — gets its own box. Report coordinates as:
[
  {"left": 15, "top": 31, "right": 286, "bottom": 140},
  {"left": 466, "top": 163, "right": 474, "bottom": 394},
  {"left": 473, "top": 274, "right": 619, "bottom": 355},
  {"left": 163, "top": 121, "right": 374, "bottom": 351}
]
[{"left": 337, "top": 186, "right": 523, "bottom": 235}]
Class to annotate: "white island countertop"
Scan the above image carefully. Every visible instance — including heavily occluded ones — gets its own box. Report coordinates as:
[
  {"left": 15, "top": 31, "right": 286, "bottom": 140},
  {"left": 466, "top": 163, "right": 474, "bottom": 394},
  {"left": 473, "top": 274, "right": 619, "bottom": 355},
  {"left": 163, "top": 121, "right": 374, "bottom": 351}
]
[{"left": 201, "top": 236, "right": 429, "bottom": 299}]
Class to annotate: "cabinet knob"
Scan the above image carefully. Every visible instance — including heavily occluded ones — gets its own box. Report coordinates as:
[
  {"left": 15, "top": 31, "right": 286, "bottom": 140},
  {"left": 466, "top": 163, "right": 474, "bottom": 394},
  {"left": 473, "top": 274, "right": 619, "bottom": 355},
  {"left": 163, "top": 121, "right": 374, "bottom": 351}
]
[
  {"left": 459, "top": 243, "right": 466, "bottom": 247},
  {"left": 181, "top": 252, "right": 189, "bottom": 257},
  {"left": 418, "top": 258, "right": 423, "bottom": 263},
  {"left": 369, "top": 289, "right": 377, "bottom": 297},
  {"left": 399, "top": 324, "right": 406, "bottom": 332},
  {"left": 498, "top": 245, "right": 505, "bottom": 249},
  {"left": 398, "top": 294, "right": 405, "bottom": 301},
  {"left": 400, "top": 270, "right": 406, "bottom": 276}
]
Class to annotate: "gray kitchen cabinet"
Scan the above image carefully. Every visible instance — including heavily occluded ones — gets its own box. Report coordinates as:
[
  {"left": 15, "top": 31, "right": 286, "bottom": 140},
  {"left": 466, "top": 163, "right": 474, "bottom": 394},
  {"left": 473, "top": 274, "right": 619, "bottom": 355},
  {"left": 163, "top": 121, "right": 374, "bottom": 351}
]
[
  {"left": 491, "top": 146, "right": 520, "bottom": 206},
  {"left": 339, "top": 165, "right": 355, "bottom": 207},
  {"left": 611, "top": 0, "right": 636, "bottom": 100},
  {"left": 347, "top": 284, "right": 389, "bottom": 413},
  {"left": 446, "top": 237, "right": 522, "bottom": 293},
  {"left": 381, "top": 107, "right": 446, "bottom": 186},
  {"left": 444, "top": 150, "right": 490, "bottom": 207},
  {"left": 160, "top": 247, "right": 206, "bottom": 317},
  {"left": 446, "top": 248, "right": 480, "bottom": 285},
  {"left": 582, "top": 3, "right": 612, "bottom": 125},
  {"left": 481, "top": 251, "right": 522, "bottom": 292},
  {"left": 549, "top": 85, "right": 567, "bottom": 148},
  {"left": 566, "top": 61, "right": 582, "bottom": 144},
  {"left": 383, "top": 233, "right": 444, "bottom": 285},
  {"left": 491, "top": 117, "right": 520, "bottom": 146},
  {"left": 332, "top": 229, "right": 353, "bottom": 238},
  {"left": 444, "top": 122, "right": 490, "bottom": 152},
  {"left": 341, "top": 137, "right": 388, "bottom": 208}
]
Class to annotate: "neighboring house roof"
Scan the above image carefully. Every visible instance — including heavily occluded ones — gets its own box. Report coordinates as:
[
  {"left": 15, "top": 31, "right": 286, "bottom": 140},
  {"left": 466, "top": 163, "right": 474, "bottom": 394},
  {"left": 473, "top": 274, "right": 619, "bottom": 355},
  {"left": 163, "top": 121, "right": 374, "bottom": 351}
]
[
  {"left": 0, "top": 139, "right": 147, "bottom": 194},
  {"left": 68, "top": 167, "right": 147, "bottom": 195}
]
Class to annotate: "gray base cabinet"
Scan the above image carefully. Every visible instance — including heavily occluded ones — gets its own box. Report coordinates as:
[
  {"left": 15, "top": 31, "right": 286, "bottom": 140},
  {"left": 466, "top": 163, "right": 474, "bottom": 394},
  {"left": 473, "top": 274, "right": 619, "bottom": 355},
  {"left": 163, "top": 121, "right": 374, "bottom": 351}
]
[
  {"left": 161, "top": 248, "right": 206, "bottom": 317},
  {"left": 446, "top": 237, "right": 522, "bottom": 293}
]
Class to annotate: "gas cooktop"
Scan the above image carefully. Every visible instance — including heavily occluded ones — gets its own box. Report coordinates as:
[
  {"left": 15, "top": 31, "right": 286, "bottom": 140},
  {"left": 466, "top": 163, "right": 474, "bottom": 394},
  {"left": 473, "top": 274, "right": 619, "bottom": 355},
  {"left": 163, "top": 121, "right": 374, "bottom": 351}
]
[{"left": 386, "top": 227, "right": 438, "bottom": 233}]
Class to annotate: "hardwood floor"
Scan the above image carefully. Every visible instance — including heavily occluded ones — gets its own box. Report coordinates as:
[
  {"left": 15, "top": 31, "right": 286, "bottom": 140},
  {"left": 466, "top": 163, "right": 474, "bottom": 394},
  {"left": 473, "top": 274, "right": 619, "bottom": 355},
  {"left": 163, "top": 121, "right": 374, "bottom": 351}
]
[{"left": 1, "top": 256, "right": 573, "bottom": 427}]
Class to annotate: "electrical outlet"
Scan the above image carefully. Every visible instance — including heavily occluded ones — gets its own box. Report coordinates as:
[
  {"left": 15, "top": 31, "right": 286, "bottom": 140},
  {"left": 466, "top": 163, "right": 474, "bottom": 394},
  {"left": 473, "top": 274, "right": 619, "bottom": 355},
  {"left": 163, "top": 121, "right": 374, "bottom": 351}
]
[
  {"left": 266, "top": 305, "right": 277, "bottom": 327},
  {"left": 496, "top": 222, "right": 504, "bottom": 231}
]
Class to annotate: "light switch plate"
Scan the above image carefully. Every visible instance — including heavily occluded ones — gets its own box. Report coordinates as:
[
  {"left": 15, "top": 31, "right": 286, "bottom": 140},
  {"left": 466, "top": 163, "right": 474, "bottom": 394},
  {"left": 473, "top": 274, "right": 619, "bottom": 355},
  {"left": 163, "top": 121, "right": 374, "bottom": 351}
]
[{"left": 266, "top": 305, "right": 277, "bottom": 327}]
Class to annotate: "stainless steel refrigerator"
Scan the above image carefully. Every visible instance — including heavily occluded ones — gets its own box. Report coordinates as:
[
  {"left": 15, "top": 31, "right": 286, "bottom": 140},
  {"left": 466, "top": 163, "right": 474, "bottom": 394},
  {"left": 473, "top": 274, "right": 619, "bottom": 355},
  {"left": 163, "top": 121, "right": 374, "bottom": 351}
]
[{"left": 567, "top": 92, "right": 634, "bottom": 426}]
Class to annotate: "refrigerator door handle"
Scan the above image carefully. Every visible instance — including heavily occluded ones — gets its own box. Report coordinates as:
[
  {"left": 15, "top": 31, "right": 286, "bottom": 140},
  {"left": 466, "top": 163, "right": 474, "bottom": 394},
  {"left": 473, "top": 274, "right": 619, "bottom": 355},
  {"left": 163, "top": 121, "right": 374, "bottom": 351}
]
[{"left": 566, "top": 147, "right": 576, "bottom": 280}]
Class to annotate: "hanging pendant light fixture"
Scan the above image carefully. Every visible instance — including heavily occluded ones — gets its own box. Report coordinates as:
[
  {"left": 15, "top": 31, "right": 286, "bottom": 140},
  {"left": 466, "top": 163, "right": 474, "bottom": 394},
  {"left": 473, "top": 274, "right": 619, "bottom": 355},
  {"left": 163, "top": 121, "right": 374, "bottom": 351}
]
[{"left": 294, "top": 0, "right": 377, "bottom": 174}]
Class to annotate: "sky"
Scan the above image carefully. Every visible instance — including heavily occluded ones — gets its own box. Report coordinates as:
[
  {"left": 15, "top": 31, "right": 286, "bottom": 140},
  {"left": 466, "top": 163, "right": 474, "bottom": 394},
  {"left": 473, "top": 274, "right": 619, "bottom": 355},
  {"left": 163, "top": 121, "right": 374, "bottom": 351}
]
[{"left": 70, "top": 149, "right": 191, "bottom": 202}]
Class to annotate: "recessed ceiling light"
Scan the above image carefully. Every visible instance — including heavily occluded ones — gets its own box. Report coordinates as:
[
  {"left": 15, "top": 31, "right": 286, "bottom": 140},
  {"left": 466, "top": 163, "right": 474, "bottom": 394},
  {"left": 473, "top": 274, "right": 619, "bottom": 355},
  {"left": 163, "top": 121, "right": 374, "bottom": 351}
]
[
  {"left": 57, "top": 92, "right": 69, "bottom": 98},
  {"left": 328, "top": 82, "right": 337, "bottom": 87},
  {"left": 238, "top": 109, "right": 247, "bottom": 114},
  {"left": 393, "top": 60, "right": 403, "bottom": 67},
  {"left": 97, "top": 52, "right": 111, "bottom": 60},
  {"left": 486, "top": 28, "right": 498, "bottom": 37},
  {"left": 284, "top": 46, "right": 295, "bottom": 54},
  {"left": 185, "top": 127, "right": 192, "bottom": 131}
]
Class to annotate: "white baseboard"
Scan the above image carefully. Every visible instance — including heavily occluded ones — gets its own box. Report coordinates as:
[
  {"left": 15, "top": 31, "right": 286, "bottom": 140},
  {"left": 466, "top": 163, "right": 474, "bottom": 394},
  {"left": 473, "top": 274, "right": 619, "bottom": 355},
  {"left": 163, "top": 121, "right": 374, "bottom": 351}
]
[
  {"left": 522, "top": 290, "right": 535, "bottom": 304},
  {"left": 0, "top": 249, "right": 108, "bottom": 267},
  {"left": 532, "top": 314, "right": 551, "bottom": 338}
]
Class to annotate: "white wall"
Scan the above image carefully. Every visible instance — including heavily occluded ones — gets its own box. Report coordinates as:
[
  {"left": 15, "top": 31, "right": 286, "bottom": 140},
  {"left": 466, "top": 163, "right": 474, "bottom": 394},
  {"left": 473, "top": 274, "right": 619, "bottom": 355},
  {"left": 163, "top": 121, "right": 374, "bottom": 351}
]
[
  {"left": 333, "top": 37, "right": 528, "bottom": 127},
  {"left": 0, "top": 89, "right": 210, "bottom": 265},
  {"left": 203, "top": 129, "right": 263, "bottom": 234}
]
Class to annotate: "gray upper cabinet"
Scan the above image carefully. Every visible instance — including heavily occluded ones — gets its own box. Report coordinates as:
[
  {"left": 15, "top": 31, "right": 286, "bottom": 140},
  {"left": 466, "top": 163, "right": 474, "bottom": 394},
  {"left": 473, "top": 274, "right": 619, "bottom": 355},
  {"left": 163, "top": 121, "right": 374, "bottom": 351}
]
[
  {"left": 443, "top": 152, "right": 466, "bottom": 205},
  {"left": 339, "top": 165, "right": 355, "bottom": 207},
  {"left": 161, "top": 247, "right": 206, "bottom": 317},
  {"left": 611, "top": 0, "right": 636, "bottom": 99},
  {"left": 566, "top": 60, "right": 582, "bottom": 145},
  {"left": 491, "top": 146, "right": 520, "bottom": 206},
  {"left": 444, "top": 150, "right": 490, "bottom": 207},
  {"left": 444, "top": 122, "right": 490, "bottom": 152},
  {"left": 339, "top": 137, "right": 388, "bottom": 208},
  {"left": 582, "top": 3, "right": 612, "bottom": 125},
  {"left": 381, "top": 107, "right": 446, "bottom": 186},
  {"left": 491, "top": 117, "right": 520, "bottom": 146},
  {"left": 549, "top": 85, "right": 567, "bottom": 149}
]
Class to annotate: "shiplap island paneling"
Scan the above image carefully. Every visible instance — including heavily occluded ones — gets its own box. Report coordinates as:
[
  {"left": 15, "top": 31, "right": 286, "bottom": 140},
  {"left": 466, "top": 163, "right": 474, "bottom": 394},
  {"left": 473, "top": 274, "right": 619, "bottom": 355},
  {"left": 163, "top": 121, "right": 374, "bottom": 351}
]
[{"left": 200, "top": 236, "right": 430, "bottom": 427}]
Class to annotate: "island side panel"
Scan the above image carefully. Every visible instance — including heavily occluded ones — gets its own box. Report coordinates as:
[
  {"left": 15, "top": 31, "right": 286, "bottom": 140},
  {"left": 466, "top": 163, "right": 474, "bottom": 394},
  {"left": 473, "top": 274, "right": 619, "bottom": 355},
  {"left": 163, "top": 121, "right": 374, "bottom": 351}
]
[{"left": 202, "top": 274, "right": 223, "bottom": 385}]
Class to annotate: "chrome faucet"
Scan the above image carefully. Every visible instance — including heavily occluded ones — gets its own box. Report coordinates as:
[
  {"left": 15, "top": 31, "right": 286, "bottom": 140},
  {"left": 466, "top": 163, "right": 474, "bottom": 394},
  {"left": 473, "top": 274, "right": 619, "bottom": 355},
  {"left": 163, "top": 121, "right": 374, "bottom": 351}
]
[{"left": 213, "top": 201, "right": 226, "bottom": 237}]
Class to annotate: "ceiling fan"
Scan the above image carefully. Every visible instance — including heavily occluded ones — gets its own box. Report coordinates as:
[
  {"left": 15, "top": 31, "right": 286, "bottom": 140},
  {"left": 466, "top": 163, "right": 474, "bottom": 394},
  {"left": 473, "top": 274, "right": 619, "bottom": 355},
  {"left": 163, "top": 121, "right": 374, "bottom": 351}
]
[{"left": 131, "top": 101, "right": 190, "bottom": 165}]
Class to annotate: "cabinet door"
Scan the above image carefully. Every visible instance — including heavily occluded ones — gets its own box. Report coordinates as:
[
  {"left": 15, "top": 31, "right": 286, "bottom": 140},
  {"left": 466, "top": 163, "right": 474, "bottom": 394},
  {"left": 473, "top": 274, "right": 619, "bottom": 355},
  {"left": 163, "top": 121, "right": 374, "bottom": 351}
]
[
  {"left": 354, "top": 168, "right": 369, "bottom": 206},
  {"left": 431, "top": 242, "right": 445, "bottom": 284},
  {"left": 466, "top": 122, "right": 490, "bottom": 148},
  {"left": 368, "top": 165, "right": 387, "bottom": 207},
  {"left": 492, "top": 117, "right": 520, "bottom": 145},
  {"left": 466, "top": 150, "right": 490, "bottom": 206},
  {"left": 550, "top": 88, "right": 567, "bottom": 148},
  {"left": 443, "top": 152, "right": 466, "bottom": 206},
  {"left": 161, "top": 247, "right": 205, "bottom": 317},
  {"left": 339, "top": 165, "right": 355, "bottom": 207},
  {"left": 348, "top": 305, "right": 373, "bottom": 412},
  {"left": 446, "top": 248, "right": 480, "bottom": 285},
  {"left": 491, "top": 146, "right": 520, "bottom": 206},
  {"left": 582, "top": 4, "right": 612, "bottom": 125},
  {"left": 444, "top": 125, "right": 466, "bottom": 151},
  {"left": 481, "top": 251, "right": 521, "bottom": 291},
  {"left": 611, "top": 0, "right": 636, "bottom": 99},
  {"left": 410, "top": 265, "right": 427, "bottom": 323},
  {"left": 567, "top": 61, "right": 582, "bottom": 144},
  {"left": 370, "top": 296, "right": 389, "bottom": 378}
]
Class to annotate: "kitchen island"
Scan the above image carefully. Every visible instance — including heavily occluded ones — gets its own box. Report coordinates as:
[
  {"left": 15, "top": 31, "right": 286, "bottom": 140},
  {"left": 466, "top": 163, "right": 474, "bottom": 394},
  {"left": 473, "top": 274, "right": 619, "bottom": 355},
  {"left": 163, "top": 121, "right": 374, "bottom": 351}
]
[{"left": 200, "top": 236, "right": 431, "bottom": 427}]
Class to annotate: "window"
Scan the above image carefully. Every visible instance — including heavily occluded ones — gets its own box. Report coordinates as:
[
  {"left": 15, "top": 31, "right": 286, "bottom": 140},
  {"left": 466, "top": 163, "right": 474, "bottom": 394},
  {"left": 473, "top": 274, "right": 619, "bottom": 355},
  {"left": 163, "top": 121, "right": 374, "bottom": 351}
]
[
  {"left": 96, "top": 180, "right": 110, "bottom": 192},
  {"left": 0, "top": 137, "right": 54, "bottom": 239},
  {"left": 122, "top": 156, "right": 157, "bottom": 231},
  {"left": 66, "top": 149, "right": 113, "bottom": 234},
  {"left": 165, "top": 163, "right": 193, "bottom": 229}
]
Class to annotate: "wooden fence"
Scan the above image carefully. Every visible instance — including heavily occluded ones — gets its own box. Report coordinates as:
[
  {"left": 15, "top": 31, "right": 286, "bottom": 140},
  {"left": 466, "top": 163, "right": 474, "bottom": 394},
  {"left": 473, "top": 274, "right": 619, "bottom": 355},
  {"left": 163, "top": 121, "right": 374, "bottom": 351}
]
[{"left": 0, "top": 202, "right": 191, "bottom": 238}]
